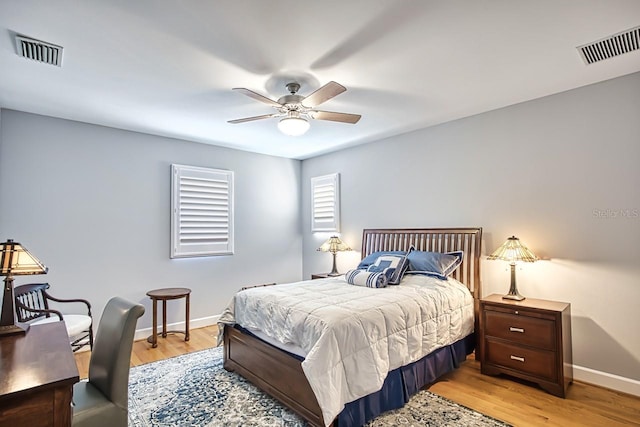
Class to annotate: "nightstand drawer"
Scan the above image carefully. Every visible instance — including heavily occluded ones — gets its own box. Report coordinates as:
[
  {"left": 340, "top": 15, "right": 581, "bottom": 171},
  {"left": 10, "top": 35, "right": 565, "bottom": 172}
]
[
  {"left": 484, "top": 310, "right": 555, "bottom": 350},
  {"left": 485, "top": 339, "right": 557, "bottom": 381}
]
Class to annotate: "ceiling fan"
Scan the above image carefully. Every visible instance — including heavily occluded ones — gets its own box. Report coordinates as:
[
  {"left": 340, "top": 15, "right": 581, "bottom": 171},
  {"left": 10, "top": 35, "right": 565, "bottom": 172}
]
[{"left": 228, "top": 81, "right": 361, "bottom": 136}]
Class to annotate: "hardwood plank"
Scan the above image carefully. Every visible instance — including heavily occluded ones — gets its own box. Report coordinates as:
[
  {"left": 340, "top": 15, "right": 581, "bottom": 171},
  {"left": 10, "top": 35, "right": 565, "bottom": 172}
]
[
  {"left": 74, "top": 326, "right": 640, "bottom": 426},
  {"left": 428, "top": 354, "right": 640, "bottom": 426}
]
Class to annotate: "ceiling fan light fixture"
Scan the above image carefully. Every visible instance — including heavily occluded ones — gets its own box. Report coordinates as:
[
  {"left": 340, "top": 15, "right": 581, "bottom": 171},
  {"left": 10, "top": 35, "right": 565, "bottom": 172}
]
[
  {"left": 278, "top": 116, "right": 310, "bottom": 136},
  {"left": 230, "top": 80, "right": 360, "bottom": 132}
]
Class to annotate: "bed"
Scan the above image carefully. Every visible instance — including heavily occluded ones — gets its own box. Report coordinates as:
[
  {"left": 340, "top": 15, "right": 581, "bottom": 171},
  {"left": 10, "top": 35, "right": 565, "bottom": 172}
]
[{"left": 221, "top": 227, "right": 482, "bottom": 427}]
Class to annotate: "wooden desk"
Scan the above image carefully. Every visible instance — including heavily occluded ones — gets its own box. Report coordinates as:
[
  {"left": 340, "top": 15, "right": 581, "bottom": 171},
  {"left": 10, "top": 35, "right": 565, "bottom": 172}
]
[{"left": 0, "top": 322, "right": 79, "bottom": 427}]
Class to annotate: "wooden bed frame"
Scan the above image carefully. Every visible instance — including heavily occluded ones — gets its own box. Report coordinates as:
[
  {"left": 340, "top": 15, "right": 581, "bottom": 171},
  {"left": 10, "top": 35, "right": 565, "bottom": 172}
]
[{"left": 223, "top": 227, "right": 483, "bottom": 427}]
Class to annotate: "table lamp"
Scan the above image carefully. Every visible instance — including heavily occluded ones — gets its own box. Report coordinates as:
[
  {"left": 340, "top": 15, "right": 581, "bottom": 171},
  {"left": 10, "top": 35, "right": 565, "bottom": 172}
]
[
  {"left": 0, "top": 239, "right": 48, "bottom": 335},
  {"left": 487, "top": 235, "right": 538, "bottom": 301},
  {"left": 317, "top": 236, "right": 351, "bottom": 276}
]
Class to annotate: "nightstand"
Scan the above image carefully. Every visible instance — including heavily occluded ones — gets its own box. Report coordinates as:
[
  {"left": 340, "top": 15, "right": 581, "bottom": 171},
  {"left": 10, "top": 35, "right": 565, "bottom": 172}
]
[
  {"left": 311, "top": 273, "right": 330, "bottom": 279},
  {"left": 479, "top": 294, "right": 572, "bottom": 397}
]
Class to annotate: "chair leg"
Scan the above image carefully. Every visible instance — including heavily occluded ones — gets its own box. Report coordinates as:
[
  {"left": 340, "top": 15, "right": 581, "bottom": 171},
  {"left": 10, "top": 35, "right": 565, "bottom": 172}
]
[
  {"left": 69, "top": 330, "right": 93, "bottom": 352},
  {"left": 89, "top": 325, "right": 94, "bottom": 350}
]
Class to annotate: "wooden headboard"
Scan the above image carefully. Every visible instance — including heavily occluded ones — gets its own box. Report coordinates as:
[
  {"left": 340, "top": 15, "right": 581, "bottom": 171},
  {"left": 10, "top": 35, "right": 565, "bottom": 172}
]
[{"left": 361, "top": 228, "right": 483, "bottom": 301}]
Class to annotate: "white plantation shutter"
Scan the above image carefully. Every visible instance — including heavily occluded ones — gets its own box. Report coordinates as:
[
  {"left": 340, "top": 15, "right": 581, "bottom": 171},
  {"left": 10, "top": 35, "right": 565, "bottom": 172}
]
[
  {"left": 171, "top": 164, "right": 234, "bottom": 258},
  {"left": 311, "top": 173, "right": 340, "bottom": 232}
]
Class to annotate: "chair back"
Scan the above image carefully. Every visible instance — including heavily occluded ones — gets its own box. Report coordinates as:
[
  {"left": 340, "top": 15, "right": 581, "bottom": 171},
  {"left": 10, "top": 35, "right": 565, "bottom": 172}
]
[
  {"left": 88, "top": 297, "right": 144, "bottom": 410},
  {"left": 14, "top": 283, "right": 52, "bottom": 322}
]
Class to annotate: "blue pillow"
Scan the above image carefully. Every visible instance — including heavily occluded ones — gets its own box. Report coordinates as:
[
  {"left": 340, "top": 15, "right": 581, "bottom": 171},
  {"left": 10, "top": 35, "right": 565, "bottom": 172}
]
[
  {"left": 357, "top": 251, "right": 406, "bottom": 270},
  {"left": 406, "top": 251, "right": 463, "bottom": 280},
  {"left": 345, "top": 269, "right": 388, "bottom": 288}
]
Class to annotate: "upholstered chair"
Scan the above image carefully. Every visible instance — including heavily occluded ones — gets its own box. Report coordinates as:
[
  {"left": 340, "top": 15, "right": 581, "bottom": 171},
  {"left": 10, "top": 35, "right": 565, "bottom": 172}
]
[
  {"left": 14, "top": 283, "right": 93, "bottom": 352},
  {"left": 72, "top": 296, "right": 144, "bottom": 427}
]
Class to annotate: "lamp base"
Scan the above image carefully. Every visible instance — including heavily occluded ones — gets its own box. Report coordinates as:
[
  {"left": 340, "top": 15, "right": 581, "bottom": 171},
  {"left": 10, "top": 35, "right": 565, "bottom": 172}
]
[
  {"left": 502, "top": 263, "right": 525, "bottom": 301},
  {"left": 502, "top": 293, "right": 525, "bottom": 301},
  {"left": 0, "top": 322, "right": 29, "bottom": 336},
  {"left": 1, "top": 275, "right": 29, "bottom": 336},
  {"left": 328, "top": 252, "right": 340, "bottom": 276}
]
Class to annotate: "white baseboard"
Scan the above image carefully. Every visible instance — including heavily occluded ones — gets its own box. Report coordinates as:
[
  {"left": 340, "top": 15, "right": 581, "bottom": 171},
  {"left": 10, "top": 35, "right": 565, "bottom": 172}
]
[
  {"left": 133, "top": 314, "right": 220, "bottom": 342},
  {"left": 573, "top": 364, "right": 640, "bottom": 397}
]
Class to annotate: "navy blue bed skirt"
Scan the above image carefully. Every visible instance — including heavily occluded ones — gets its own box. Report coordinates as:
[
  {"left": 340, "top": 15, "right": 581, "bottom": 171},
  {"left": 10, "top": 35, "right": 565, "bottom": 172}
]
[
  {"left": 233, "top": 325, "right": 475, "bottom": 427},
  {"left": 337, "top": 333, "right": 475, "bottom": 426}
]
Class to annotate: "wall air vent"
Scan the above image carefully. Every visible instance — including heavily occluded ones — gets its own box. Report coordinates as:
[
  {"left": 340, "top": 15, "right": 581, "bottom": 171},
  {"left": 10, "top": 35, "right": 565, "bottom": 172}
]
[
  {"left": 577, "top": 25, "right": 640, "bottom": 65},
  {"left": 15, "top": 34, "right": 63, "bottom": 67}
]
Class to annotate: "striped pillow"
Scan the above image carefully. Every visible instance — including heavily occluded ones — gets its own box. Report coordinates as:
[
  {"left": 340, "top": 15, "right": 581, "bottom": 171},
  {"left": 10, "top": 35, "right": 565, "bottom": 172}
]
[
  {"left": 345, "top": 269, "right": 388, "bottom": 288},
  {"left": 366, "top": 248, "right": 413, "bottom": 285}
]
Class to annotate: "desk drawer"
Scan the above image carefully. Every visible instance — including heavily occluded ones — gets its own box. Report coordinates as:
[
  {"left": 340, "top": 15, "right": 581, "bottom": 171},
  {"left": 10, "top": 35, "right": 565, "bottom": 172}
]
[
  {"left": 484, "top": 310, "right": 555, "bottom": 350},
  {"left": 485, "top": 339, "right": 557, "bottom": 381},
  {"left": 0, "top": 388, "right": 53, "bottom": 426}
]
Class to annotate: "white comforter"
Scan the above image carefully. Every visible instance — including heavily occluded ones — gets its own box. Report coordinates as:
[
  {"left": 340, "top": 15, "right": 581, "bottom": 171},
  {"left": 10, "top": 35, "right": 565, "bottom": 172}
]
[{"left": 218, "top": 274, "right": 474, "bottom": 426}]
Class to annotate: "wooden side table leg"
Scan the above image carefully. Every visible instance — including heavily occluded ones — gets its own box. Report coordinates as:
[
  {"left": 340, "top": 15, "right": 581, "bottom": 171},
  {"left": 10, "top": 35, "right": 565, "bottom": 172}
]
[
  {"left": 151, "top": 298, "right": 158, "bottom": 348},
  {"left": 162, "top": 299, "right": 167, "bottom": 338},
  {"left": 185, "top": 293, "right": 190, "bottom": 342}
]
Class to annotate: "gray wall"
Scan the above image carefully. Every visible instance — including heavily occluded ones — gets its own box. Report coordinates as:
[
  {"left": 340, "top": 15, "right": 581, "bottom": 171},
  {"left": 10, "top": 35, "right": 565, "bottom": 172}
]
[
  {"left": 302, "top": 72, "right": 640, "bottom": 384},
  {"left": 0, "top": 110, "right": 302, "bottom": 331},
  {"left": 1, "top": 72, "right": 638, "bottom": 391}
]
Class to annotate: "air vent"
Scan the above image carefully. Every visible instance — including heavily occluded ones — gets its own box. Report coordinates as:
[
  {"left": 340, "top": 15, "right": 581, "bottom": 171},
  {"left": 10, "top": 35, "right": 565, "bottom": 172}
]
[
  {"left": 15, "top": 34, "right": 63, "bottom": 67},
  {"left": 577, "top": 26, "right": 640, "bottom": 65}
]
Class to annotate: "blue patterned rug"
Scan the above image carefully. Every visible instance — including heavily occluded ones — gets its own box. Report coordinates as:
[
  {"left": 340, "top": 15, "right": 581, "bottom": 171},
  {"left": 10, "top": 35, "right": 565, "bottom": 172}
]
[{"left": 128, "top": 346, "right": 510, "bottom": 426}]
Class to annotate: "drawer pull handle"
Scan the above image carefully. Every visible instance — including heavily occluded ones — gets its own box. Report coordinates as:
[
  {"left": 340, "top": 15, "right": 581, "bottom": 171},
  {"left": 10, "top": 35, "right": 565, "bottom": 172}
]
[
  {"left": 509, "top": 327, "right": 525, "bottom": 333},
  {"left": 510, "top": 355, "right": 525, "bottom": 362}
]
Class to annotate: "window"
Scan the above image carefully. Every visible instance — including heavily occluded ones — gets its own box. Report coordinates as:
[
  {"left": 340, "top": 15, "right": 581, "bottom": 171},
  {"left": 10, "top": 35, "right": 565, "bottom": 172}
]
[
  {"left": 311, "top": 173, "right": 340, "bottom": 232},
  {"left": 171, "top": 164, "right": 234, "bottom": 258}
]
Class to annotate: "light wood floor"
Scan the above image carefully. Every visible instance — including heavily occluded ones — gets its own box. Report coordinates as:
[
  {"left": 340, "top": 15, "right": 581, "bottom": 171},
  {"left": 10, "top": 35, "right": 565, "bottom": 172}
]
[
  {"left": 428, "top": 356, "right": 640, "bottom": 426},
  {"left": 73, "top": 325, "right": 218, "bottom": 377},
  {"left": 74, "top": 326, "right": 640, "bottom": 426}
]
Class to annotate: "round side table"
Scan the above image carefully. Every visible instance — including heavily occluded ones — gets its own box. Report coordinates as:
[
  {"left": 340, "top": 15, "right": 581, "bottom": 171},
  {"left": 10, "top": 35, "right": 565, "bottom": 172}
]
[{"left": 146, "top": 287, "right": 191, "bottom": 348}]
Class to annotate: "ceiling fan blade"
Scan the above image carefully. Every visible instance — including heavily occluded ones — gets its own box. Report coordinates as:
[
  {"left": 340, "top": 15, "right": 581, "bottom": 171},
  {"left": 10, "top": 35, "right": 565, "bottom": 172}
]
[
  {"left": 232, "top": 88, "right": 281, "bottom": 107},
  {"left": 311, "top": 110, "right": 361, "bottom": 124},
  {"left": 228, "top": 113, "right": 278, "bottom": 124},
  {"left": 302, "top": 81, "right": 346, "bottom": 108}
]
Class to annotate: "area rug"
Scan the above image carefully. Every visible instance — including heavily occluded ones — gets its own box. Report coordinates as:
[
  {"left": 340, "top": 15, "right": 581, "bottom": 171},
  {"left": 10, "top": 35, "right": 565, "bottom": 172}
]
[{"left": 129, "top": 346, "right": 510, "bottom": 427}]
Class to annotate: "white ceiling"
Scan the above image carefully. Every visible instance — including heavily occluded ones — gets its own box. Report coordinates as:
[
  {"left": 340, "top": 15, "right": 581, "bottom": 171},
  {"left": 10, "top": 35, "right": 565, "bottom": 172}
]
[{"left": 1, "top": 1, "right": 639, "bottom": 160}]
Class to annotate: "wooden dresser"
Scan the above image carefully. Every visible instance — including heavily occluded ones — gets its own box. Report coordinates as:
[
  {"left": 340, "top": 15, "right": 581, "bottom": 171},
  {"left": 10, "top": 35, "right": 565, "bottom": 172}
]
[
  {"left": 0, "top": 322, "right": 79, "bottom": 426},
  {"left": 479, "top": 294, "right": 572, "bottom": 397}
]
